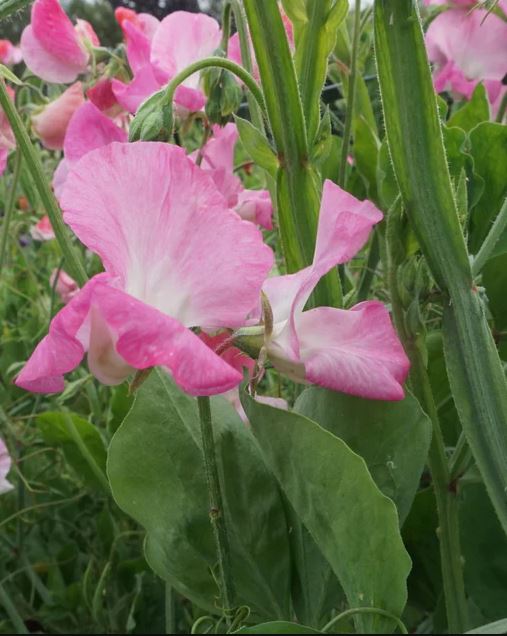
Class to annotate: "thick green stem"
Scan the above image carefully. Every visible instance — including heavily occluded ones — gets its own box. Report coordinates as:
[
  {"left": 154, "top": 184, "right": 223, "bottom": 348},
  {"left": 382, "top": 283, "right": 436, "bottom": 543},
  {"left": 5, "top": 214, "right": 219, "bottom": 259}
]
[
  {"left": 197, "top": 396, "right": 234, "bottom": 624},
  {"left": 375, "top": 0, "right": 507, "bottom": 535},
  {"left": 0, "top": 0, "right": 32, "bottom": 20},
  {"left": 0, "top": 80, "right": 87, "bottom": 286},
  {"left": 0, "top": 150, "right": 21, "bottom": 277},
  {"left": 0, "top": 583, "right": 28, "bottom": 634},
  {"left": 165, "top": 583, "right": 175, "bottom": 634},
  {"left": 386, "top": 209, "right": 468, "bottom": 634},
  {"left": 338, "top": 0, "right": 361, "bottom": 188},
  {"left": 472, "top": 197, "right": 507, "bottom": 276}
]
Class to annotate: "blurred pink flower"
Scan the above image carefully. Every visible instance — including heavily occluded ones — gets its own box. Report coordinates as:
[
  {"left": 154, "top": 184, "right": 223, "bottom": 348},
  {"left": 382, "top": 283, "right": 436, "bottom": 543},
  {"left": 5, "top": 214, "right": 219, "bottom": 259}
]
[
  {"left": 424, "top": 0, "right": 507, "bottom": 10},
  {"left": 32, "top": 82, "right": 84, "bottom": 150},
  {"left": 0, "top": 86, "right": 15, "bottom": 177},
  {"left": 30, "top": 215, "right": 55, "bottom": 241},
  {"left": 0, "top": 439, "right": 14, "bottom": 495},
  {"left": 195, "top": 123, "right": 273, "bottom": 229},
  {"left": 0, "top": 39, "right": 22, "bottom": 65},
  {"left": 20, "top": 0, "right": 97, "bottom": 83},
  {"left": 260, "top": 181, "right": 410, "bottom": 401},
  {"left": 426, "top": 7, "right": 507, "bottom": 108},
  {"left": 50, "top": 269, "right": 79, "bottom": 304},
  {"left": 112, "top": 11, "right": 221, "bottom": 114},
  {"left": 16, "top": 142, "right": 273, "bottom": 396}
]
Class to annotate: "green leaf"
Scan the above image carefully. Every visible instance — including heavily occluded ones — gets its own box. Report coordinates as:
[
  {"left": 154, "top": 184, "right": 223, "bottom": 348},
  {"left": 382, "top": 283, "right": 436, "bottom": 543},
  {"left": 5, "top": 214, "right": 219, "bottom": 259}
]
[
  {"left": 107, "top": 369, "right": 291, "bottom": 619},
  {"left": 448, "top": 83, "right": 490, "bottom": 133},
  {"left": 353, "top": 115, "right": 380, "bottom": 202},
  {"left": 36, "top": 412, "right": 107, "bottom": 491},
  {"left": 242, "top": 393, "right": 411, "bottom": 634},
  {"left": 233, "top": 621, "right": 321, "bottom": 634},
  {"left": 0, "top": 64, "right": 22, "bottom": 86},
  {"left": 235, "top": 115, "right": 279, "bottom": 178},
  {"left": 294, "top": 387, "right": 432, "bottom": 524},
  {"left": 469, "top": 122, "right": 507, "bottom": 254},
  {"left": 466, "top": 618, "right": 507, "bottom": 634}
]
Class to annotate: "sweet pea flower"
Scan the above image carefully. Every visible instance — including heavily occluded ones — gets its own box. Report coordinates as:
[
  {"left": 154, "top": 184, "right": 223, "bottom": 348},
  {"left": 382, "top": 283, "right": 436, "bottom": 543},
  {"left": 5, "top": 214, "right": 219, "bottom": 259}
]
[
  {"left": 257, "top": 180, "right": 409, "bottom": 401},
  {"left": 195, "top": 123, "right": 273, "bottom": 229},
  {"left": 0, "top": 439, "right": 14, "bottom": 495},
  {"left": 20, "top": 0, "right": 98, "bottom": 83},
  {"left": 30, "top": 215, "right": 55, "bottom": 241},
  {"left": 53, "top": 101, "right": 127, "bottom": 198},
  {"left": 426, "top": 7, "right": 507, "bottom": 108},
  {"left": 114, "top": 7, "right": 159, "bottom": 41},
  {"left": 0, "top": 86, "right": 15, "bottom": 177},
  {"left": 50, "top": 269, "right": 79, "bottom": 304},
  {"left": 112, "top": 11, "right": 221, "bottom": 114},
  {"left": 16, "top": 142, "right": 273, "bottom": 396},
  {"left": 424, "top": 0, "right": 507, "bottom": 9},
  {"left": 0, "top": 39, "right": 22, "bottom": 66},
  {"left": 86, "top": 79, "right": 120, "bottom": 114},
  {"left": 32, "top": 82, "right": 84, "bottom": 150}
]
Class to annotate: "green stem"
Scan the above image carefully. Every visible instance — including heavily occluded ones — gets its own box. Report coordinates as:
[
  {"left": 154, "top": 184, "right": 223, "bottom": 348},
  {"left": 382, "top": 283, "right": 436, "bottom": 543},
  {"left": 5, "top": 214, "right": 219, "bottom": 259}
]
[
  {"left": 322, "top": 607, "right": 408, "bottom": 634},
  {"left": 0, "top": 583, "right": 28, "bottom": 634},
  {"left": 449, "top": 432, "right": 473, "bottom": 482},
  {"left": 0, "top": 0, "right": 32, "bottom": 20},
  {"left": 495, "top": 91, "right": 507, "bottom": 123},
  {"left": 165, "top": 583, "right": 175, "bottom": 634},
  {"left": 220, "top": 1, "right": 232, "bottom": 52},
  {"left": 0, "top": 150, "right": 21, "bottom": 277},
  {"left": 355, "top": 228, "right": 380, "bottom": 303},
  {"left": 472, "top": 197, "right": 507, "bottom": 276},
  {"left": 338, "top": 0, "right": 361, "bottom": 188},
  {"left": 163, "top": 57, "right": 266, "bottom": 121},
  {"left": 63, "top": 413, "right": 109, "bottom": 492},
  {"left": 386, "top": 208, "right": 468, "bottom": 634},
  {"left": 0, "top": 80, "right": 87, "bottom": 286},
  {"left": 196, "top": 396, "right": 234, "bottom": 624}
]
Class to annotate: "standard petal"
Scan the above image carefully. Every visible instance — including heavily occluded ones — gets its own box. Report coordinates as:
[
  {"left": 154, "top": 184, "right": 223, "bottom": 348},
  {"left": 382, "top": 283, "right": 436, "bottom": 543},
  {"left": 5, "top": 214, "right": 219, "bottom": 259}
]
[
  {"left": 60, "top": 142, "right": 273, "bottom": 328},
  {"left": 63, "top": 102, "right": 127, "bottom": 163},
  {"left": 293, "top": 302, "right": 410, "bottom": 401},
  {"left": 123, "top": 19, "right": 151, "bottom": 74},
  {"left": 32, "top": 82, "right": 84, "bottom": 150}
]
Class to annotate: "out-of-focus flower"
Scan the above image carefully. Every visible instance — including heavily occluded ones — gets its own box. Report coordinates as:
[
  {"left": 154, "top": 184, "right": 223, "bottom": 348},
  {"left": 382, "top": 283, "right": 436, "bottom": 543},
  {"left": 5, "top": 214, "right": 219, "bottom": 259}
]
[
  {"left": 426, "top": 6, "right": 507, "bottom": 109},
  {"left": 50, "top": 269, "right": 79, "bottom": 304},
  {"left": 0, "top": 439, "right": 14, "bottom": 495},
  {"left": 258, "top": 180, "right": 410, "bottom": 401},
  {"left": 112, "top": 11, "right": 221, "bottom": 114},
  {"left": 0, "top": 39, "right": 22, "bottom": 65},
  {"left": 0, "top": 86, "right": 15, "bottom": 177},
  {"left": 20, "top": 0, "right": 98, "bottom": 83},
  {"left": 16, "top": 142, "right": 273, "bottom": 396},
  {"left": 30, "top": 215, "right": 55, "bottom": 241},
  {"left": 32, "top": 82, "right": 84, "bottom": 150},
  {"left": 424, "top": 0, "right": 507, "bottom": 10},
  {"left": 195, "top": 123, "right": 273, "bottom": 229}
]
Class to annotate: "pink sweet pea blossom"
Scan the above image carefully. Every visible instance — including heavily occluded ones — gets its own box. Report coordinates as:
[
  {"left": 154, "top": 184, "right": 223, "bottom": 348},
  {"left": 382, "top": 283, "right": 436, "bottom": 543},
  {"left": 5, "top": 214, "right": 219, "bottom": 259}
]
[
  {"left": 260, "top": 180, "right": 410, "bottom": 401},
  {"left": 0, "top": 39, "right": 22, "bottom": 65},
  {"left": 112, "top": 11, "right": 221, "bottom": 114},
  {"left": 195, "top": 123, "right": 273, "bottom": 229},
  {"left": 115, "top": 7, "right": 159, "bottom": 41},
  {"left": 53, "top": 101, "right": 127, "bottom": 198},
  {"left": 0, "top": 86, "right": 15, "bottom": 177},
  {"left": 86, "top": 79, "right": 119, "bottom": 114},
  {"left": 0, "top": 439, "right": 14, "bottom": 495},
  {"left": 32, "top": 82, "right": 84, "bottom": 150},
  {"left": 50, "top": 269, "right": 79, "bottom": 304},
  {"left": 424, "top": 0, "right": 507, "bottom": 9},
  {"left": 426, "top": 7, "right": 507, "bottom": 108},
  {"left": 20, "top": 0, "right": 96, "bottom": 83},
  {"left": 16, "top": 142, "right": 273, "bottom": 396},
  {"left": 30, "top": 215, "right": 55, "bottom": 241}
]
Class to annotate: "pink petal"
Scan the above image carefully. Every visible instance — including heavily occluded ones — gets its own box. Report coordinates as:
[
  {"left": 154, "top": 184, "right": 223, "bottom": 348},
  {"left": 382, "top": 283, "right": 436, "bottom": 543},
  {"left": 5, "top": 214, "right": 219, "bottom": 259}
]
[
  {"left": 123, "top": 19, "right": 151, "bottom": 74},
  {"left": 86, "top": 79, "right": 119, "bottom": 113},
  {"left": 0, "top": 148, "right": 8, "bottom": 177},
  {"left": 112, "top": 65, "right": 161, "bottom": 114},
  {"left": 201, "top": 123, "right": 238, "bottom": 173},
  {"left": 0, "top": 438, "right": 14, "bottom": 495},
  {"left": 60, "top": 142, "right": 273, "bottom": 329},
  {"left": 50, "top": 268, "right": 79, "bottom": 304},
  {"left": 15, "top": 275, "right": 242, "bottom": 396},
  {"left": 236, "top": 189, "right": 273, "bottom": 229},
  {"left": 0, "top": 39, "right": 22, "bottom": 65},
  {"left": 151, "top": 11, "right": 221, "bottom": 91},
  {"left": 174, "top": 85, "right": 206, "bottom": 112},
  {"left": 52, "top": 159, "right": 69, "bottom": 200},
  {"left": 289, "top": 302, "right": 409, "bottom": 401},
  {"left": 32, "top": 82, "right": 84, "bottom": 150},
  {"left": 63, "top": 102, "right": 127, "bottom": 163},
  {"left": 30, "top": 215, "right": 55, "bottom": 241},
  {"left": 74, "top": 18, "right": 100, "bottom": 47}
]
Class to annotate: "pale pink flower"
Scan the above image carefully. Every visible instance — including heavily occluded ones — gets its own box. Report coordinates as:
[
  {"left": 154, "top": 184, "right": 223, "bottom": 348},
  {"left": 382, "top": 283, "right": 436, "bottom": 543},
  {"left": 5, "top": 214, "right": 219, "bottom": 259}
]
[
  {"left": 32, "top": 82, "right": 84, "bottom": 150},
  {"left": 426, "top": 7, "right": 507, "bottom": 108},
  {"left": 53, "top": 101, "right": 127, "bottom": 198},
  {"left": 30, "top": 215, "right": 55, "bottom": 241},
  {"left": 195, "top": 123, "right": 273, "bottom": 229},
  {"left": 424, "top": 0, "right": 507, "bottom": 10},
  {"left": 260, "top": 181, "right": 410, "bottom": 401},
  {"left": 50, "top": 269, "right": 79, "bottom": 304},
  {"left": 0, "top": 439, "right": 14, "bottom": 495},
  {"left": 112, "top": 11, "right": 221, "bottom": 114},
  {"left": 20, "top": 0, "right": 94, "bottom": 83},
  {"left": 16, "top": 142, "right": 273, "bottom": 396},
  {"left": 0, "top": 86, "right": 15, "bottom": 177},
  {"left": 0, "top": 39, "right": 22, "bottom": 65}
]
